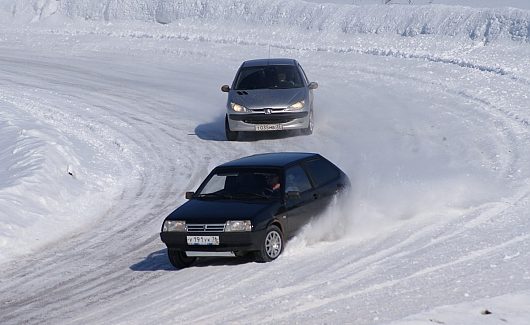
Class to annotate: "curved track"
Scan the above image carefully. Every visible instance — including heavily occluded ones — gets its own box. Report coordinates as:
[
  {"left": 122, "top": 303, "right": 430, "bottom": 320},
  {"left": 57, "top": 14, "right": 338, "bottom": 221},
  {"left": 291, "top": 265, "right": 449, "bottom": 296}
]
[{"left": 0, "top": 29, "right": 529, "bottom": 324}]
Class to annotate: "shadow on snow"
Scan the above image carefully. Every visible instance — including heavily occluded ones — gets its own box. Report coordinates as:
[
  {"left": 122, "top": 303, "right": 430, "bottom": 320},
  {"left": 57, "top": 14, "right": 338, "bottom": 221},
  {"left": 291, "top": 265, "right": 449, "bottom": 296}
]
[
  {"left": 194, "top": 114, "right": 307, "bottom": 142},
  {"left": 130, "top": 248, "right": 255, "bottom": 271},
  {"left": 194, "top": 114, "right": 226, "bottom": 141}
]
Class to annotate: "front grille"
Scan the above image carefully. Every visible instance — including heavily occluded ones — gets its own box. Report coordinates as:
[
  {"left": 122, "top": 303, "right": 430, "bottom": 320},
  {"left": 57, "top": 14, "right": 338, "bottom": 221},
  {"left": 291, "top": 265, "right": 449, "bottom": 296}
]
[
  {"left": 250, "top": 108, "right": 283, "bottom": 113},
  {"left": 244, "top": 118, "right": 294, "bottom": 124},
  {"left": 186, "top": 224, "right": 225, "bottom": 232},
  {"left": 229, "top": 112, "right": 307, "bottom": 124}
]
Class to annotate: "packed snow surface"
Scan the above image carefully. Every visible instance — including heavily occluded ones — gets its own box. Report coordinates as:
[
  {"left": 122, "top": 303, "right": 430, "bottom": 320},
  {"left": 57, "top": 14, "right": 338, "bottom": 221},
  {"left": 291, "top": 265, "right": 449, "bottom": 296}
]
[{"left": 0, "top": 0, "right": 529, "bottom": 324}]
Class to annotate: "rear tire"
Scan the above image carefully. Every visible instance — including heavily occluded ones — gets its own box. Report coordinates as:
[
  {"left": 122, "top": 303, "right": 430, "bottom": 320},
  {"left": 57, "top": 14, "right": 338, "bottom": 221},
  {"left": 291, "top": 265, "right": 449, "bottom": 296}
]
[
  {"left": 255, "top": 225, "right": 284, "bottom": 263},
  {"left": 301, "top": 110, "right": 314, "bottom": 135},
  {"left": 168, "top": 250, "right": 196, "bottom": 269},
  {"left": 225, "top": 115, "right": 238, "bottom": 141}
]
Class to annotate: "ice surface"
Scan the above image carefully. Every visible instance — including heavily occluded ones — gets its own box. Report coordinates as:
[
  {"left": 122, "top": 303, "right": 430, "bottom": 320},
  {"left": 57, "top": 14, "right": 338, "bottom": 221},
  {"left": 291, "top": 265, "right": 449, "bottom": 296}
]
[{"left": 0, "top": 0, "right": 529, "bottom": 324}]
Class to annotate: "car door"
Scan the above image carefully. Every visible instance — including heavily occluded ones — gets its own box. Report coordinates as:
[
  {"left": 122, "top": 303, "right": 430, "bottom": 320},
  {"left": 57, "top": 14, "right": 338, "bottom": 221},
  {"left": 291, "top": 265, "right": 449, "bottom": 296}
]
[
  {"left": 283, "top": 164, "right": 319, "bottom": 237},
  {"left": 302, "top": 157, "right": 344, "bottom": 214}
]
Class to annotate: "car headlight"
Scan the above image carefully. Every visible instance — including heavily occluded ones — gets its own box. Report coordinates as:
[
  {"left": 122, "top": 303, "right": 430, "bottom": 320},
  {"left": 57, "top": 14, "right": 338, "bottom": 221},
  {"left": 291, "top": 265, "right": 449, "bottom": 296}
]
[
  {"left": 225, "top": 220, "right": 252, "bottom": 232},
  {"left": 231, "top": 102, "right": 247, "bottom": 112},
  {"left": 162, "top": 220, "right": 186, "bottom": 232},
  {"left": 287, "top": 100, "right": 305, "bottom": 110}
]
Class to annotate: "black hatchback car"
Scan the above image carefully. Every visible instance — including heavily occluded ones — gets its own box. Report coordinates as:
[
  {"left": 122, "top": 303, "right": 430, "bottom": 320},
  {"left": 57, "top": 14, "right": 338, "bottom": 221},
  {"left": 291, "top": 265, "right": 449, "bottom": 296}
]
[{"left": 160, "top": 152, "right": 349, "bottom": 268}]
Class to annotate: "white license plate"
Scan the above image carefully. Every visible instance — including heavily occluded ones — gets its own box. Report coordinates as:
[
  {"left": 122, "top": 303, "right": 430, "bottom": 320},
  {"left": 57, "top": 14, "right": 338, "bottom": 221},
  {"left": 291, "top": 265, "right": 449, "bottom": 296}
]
[
  {"left": 255, "top": 124, "right": 283, "bottom": 131},
  {"left": 187, "top": 236, "right": 220, "bottom": 246}
]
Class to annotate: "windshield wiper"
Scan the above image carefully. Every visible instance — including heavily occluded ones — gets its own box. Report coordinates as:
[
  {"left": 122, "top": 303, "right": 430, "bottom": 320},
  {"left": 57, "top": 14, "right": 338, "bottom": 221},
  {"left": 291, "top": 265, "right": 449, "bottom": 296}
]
[
  {"left": 233, "top": 192, "right": 269, "bottom": 199},
  {"left": 196, "top": 193, "right": 232, "bottom": 199}
]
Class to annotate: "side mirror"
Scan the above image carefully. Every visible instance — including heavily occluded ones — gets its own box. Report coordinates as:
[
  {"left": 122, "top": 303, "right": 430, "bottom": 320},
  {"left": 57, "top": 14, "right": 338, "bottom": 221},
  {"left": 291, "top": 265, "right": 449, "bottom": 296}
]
[
  {"left": 221, "top": 85, "right": 230, "bottom": 92},
  {"left": 185, "top": 192, "right": 195, "bottom": 199},
  {"left": 308, "top": 82, "right": 318, "bottom": 90},
  {"left": 286, "top": 191, "right": 301, "bottom": 200}
]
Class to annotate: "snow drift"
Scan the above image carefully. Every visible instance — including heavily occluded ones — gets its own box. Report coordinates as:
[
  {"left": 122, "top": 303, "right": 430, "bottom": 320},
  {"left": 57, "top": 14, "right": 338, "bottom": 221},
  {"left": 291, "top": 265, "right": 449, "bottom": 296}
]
[{"left": 2, "top": 0, "right": 530, "bottom": 43}]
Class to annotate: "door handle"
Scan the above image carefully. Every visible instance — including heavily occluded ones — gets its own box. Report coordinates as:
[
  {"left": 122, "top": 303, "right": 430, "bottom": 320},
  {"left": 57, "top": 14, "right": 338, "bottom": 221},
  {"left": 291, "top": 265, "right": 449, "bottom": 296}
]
[{"left": 313, "top": 193, "right": 319, "bottom": 200}]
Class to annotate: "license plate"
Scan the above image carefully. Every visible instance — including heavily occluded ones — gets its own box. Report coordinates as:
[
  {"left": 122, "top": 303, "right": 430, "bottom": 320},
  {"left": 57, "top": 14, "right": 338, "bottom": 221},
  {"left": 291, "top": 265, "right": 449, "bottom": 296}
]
[
  {"left": 187, "top": 236, "right": 220, "bottom": 246},
  {"left": 255, "top": 124, "right": 283, "bottom": 131}
]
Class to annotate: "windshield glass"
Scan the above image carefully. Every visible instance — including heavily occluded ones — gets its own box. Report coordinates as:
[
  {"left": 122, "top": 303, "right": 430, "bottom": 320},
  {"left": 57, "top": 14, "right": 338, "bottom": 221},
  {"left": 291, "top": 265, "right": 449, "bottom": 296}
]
[
  {"left": 196, "top": 170, "right": 282, "bottom": 200},
  {"left": 234, "top": 65, "right": 304, "bottom": 90}
]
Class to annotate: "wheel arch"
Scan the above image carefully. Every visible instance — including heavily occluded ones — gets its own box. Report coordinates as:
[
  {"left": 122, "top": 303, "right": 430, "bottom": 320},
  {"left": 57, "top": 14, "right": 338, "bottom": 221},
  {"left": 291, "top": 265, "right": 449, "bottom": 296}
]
[{"left": 268, "top": 218, "right": 284, "bottom": 235}]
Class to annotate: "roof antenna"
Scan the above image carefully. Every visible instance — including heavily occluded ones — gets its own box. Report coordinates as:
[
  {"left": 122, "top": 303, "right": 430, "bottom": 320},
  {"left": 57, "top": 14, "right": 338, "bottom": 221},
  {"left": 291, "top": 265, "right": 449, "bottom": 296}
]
[{"left": 268, "top": 44, "right": 271, "bottom": 59}]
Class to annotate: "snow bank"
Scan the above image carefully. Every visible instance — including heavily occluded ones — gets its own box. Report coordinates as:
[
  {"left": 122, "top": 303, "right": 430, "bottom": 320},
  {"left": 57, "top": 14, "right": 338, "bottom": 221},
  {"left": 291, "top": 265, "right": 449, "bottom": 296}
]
[
  {"left": 0, "top": 98, "right": 119, "bottom": 262},
  {"left": 2, "top": 0, "right": 529, "bottom": 43}
]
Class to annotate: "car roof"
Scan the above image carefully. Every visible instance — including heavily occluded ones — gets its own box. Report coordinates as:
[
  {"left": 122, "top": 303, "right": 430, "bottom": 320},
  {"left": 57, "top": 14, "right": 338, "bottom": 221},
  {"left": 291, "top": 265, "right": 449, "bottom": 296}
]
[
  {"left": 241, "top": 58, "right": 298, "bottom": 68},
  {"left": 218, "top": 152, "right": 319, "bottom": 169}
]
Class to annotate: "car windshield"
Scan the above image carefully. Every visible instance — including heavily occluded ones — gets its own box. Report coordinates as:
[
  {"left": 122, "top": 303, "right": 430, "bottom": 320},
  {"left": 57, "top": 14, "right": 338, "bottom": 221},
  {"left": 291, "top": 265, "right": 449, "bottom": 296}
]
[
  {"left": 196, "top": 170, "right": 282, "bottom": 200},
  {"left": 234, "top": 65, "right": 304, "bottom": 90}
]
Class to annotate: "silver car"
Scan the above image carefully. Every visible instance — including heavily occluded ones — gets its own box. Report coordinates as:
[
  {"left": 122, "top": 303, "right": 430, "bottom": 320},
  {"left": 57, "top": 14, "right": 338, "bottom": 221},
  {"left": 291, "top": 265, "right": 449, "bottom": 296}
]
[{"left": 221, "top": 58, "right": 318, "bottom": 141}]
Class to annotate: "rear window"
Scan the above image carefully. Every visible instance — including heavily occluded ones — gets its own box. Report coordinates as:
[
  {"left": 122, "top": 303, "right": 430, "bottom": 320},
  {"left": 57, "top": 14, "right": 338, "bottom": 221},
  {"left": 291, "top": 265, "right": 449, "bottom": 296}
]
[
  {"left": 303, "top": 158, "right": 340, "bottom": 187},
  {"left": 234, "top": 65, "right": 304, "bottom": 90}
]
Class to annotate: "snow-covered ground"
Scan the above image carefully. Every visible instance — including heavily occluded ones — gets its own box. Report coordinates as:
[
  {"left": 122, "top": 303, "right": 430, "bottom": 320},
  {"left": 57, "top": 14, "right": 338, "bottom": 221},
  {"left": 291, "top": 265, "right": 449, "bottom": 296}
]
[
  {"left": 308, "top": 0, "right": 530, "bottom": 10},
  {"left": 1, "top": 0, "right": 529, "bottom": 324}
]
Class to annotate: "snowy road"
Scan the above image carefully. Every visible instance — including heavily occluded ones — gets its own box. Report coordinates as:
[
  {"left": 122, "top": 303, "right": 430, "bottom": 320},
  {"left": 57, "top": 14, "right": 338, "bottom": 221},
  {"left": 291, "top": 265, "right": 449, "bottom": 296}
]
[{"left": 1, "top": 11, "right": 530, "bottom": 324}]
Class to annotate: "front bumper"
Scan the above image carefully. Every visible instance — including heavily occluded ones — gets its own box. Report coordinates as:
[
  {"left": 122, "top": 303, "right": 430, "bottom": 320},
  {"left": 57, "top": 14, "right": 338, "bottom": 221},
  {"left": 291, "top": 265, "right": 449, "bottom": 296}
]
[
  {"left": 160, "top": 229, "right": 266, "bottom": 254},
  {"left": 227, "top": 111, "right": 309, "bottom": 132}
]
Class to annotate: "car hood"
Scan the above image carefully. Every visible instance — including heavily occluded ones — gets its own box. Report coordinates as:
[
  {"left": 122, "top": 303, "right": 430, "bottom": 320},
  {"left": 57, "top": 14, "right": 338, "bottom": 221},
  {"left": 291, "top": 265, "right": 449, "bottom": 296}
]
[
  {"left": 231, "top": 88, "right": 306, "bottom": 109},
  {"left": 166, "top": 199, "right": 281, "bottom": 224}
]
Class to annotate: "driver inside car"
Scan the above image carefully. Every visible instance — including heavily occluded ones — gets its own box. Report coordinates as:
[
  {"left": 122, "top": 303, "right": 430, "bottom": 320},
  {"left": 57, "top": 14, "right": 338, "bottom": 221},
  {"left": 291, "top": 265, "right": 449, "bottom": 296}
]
[{"left": 265, "top": 174, "right": 281, "bottom": 195}]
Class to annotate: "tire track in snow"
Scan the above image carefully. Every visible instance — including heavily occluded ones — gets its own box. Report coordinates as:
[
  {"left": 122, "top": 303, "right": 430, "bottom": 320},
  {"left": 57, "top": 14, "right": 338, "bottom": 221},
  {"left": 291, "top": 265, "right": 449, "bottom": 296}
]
[
  {"left": 0, "top": 45, "right": 314, "bottom": 324},
  {"left": 179, "top": 47, "right": 530, "bottom": 323},
  {"left": 0, "top": 30, "right": 529, "bottom": 324},
  {"left": 0, "top": 52, "right": 210, "bottom": 323},
  {"left": 44, "top": 26, "right": 530, "bottom": 86}
]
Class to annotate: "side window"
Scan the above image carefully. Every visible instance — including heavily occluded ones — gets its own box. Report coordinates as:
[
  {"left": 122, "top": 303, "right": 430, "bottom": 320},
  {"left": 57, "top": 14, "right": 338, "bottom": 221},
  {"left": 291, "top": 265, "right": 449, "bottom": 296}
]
[
  {"left": 285, "top": 165, "right": 312, "bottom": 193},
  {"left": 303, "top": 158, "right": 340, "bottom": 187}
]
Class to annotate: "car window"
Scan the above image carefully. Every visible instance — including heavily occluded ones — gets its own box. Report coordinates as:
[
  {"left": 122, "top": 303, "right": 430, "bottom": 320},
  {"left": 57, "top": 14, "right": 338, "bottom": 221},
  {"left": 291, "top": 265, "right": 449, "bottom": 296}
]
[
  {"left": 303, "top": 158, "right": 340, "bottom": 187},
  {"left": 234, "top": 65, "right": 304, "bottom": 90},
  {"left": 285, "top": 165, "right": 312, "bottom": 193},
  {"left": 200, "top": 174, "right": 227, "bottom": 194},
  {"left": 197, "top": 170, "right": 281, "bottom": 199}
]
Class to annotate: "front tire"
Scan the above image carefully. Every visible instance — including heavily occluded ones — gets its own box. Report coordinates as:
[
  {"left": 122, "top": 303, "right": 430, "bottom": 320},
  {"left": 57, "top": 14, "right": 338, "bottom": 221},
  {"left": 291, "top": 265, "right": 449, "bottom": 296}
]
[
  {"left": 168, "top": 250, "right": 196, "bottom": 269},
  {"left": 225, "top": 115, "right": 238, "bottom": 141},
  {"left": 255, "top": 225, "right": 284, "bottom": 263}
]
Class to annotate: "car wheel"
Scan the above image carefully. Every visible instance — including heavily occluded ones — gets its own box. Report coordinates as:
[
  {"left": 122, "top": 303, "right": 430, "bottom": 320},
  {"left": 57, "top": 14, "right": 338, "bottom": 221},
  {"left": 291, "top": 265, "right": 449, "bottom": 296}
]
[
  {"left": 168, "top": 249, "right": 196, "bottom": 269},
  {"left": 225, "top": 115, "right": 238, "bottom": 141},
  {"left": 301, "top": 110, "right": 313, "bottom": 135},
  {"left": 255, "top": 225, "right": 284, "bottom": 263}
]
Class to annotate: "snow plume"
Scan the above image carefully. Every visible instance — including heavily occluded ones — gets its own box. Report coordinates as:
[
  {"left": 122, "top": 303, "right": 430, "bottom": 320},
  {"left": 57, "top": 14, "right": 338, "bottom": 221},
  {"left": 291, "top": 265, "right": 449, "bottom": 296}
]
[
  {"left": 284, "top": 190, "right": 403, "bottom": 254},
  {"left": 288, "top": 174, "right": 497, "bottom": 251},
  {"left": 2, "top": 0, "right": 530, "bottom": 43}
]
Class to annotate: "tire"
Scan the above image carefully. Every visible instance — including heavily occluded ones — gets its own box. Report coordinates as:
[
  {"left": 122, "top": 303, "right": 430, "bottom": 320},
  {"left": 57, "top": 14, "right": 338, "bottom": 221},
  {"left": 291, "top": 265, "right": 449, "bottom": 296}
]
[
  {"left": 301, "top": 110, "right": 314, "bottom": 135},
  {"left": 225, "top": 115, "right": 238, "bottom": 141},
  {"left": 255, "top": 225, "right": 284, "bottom": 263},
  {"left": 168, "top": 250, "right": 196, "bottom": 269}
]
